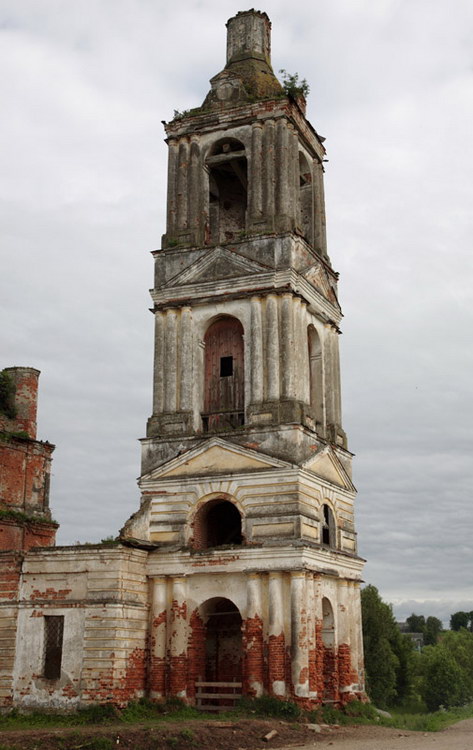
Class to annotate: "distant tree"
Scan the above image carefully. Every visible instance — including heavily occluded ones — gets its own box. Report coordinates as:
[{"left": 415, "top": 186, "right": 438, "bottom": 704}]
[
  {"left": 361, "top": 585, "right": 414, "bottom": 707},
  {"left": 424, "top": 616, "right": 443, "bottom": 646},
  {"left": 422, "top": 648, "right": 468, "bottom": 710},
  {"left": 406, "top": 613, "right": 426, "bottom": 633},
  {"left": 450, "top": 611, "right": 471, "bottom": 631}
]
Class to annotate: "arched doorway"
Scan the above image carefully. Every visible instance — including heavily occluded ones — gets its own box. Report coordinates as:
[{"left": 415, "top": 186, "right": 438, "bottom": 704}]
[
  {"left": 201, "top": 598, "right": 243, "bottom": 682},
  {"left": 202, "top": 316, "right": 244, "bottom": 431}
]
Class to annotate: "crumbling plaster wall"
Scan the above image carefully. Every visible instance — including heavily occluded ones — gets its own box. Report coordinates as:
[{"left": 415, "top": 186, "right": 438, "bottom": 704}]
[{"left": 9, "top": 546, "right": 149, "bottom": 710}]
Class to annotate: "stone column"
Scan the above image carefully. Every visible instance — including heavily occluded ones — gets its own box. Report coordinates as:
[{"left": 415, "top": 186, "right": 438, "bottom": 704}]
[
  {"left": 275, "top": 119, "right": 289, "bottom": 220},
  {"left": 290, "top": 571, "right": 309, "bottom": 698},
  {"left": 250, "top": 122, "right": 263, "bottom": 223},
  {"left": 250, "top": 297, "right": 263, "bottom": 404},
  {"left": 268, "top": 572, "right": 286, "bottom": 697},
  {"left": 289, "top": 123, "right": 300, "bottom": 227},
  {"left": 169, "top": 577, "right": 188, "bottom": 697},
  {"left": 149, "top": 577, "right": 167, "bottom": 699},
  {"left": 280, "top": 293, "right": 295, "bottom": 399},
  {"left": 263, "top": 119, "right": 275, "bottom": 224},
  {"left": 292, "top": 297, "right": 303, "bottom": 403},
  {"left": 188, "top": 136, "right": 200, "bottom": 242},
  {"left": 306, "top": 574, "right": 317, "bottom": 699},
  {"left": 313, "top": 162, "right": 328, "bottom": 256},
  {"left": 245, "top": 573, "right": 264, "bottom": 697},
  {"left": 176, "top": 138, "right": 189, "bottom": 232},
  {"left": 152, "top": 311, "right": 165, "bottom": 415},
  {"left": 300, "top": 302, "right": 310, "bottom": 404},
  {"left": 179, "top": 307, "right": 193, "bottom": 412},
  {"left": 164, "top": 309, "right": 178, "bottom": 413},
  {"left": 166, "top": 138, "right": 178, "bottom": 237},
  {"left": 265, "top": 294, "right": 280, "bottom": 401}
]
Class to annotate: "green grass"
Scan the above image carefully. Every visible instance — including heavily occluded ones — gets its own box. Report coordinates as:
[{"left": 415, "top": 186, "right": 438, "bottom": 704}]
[{"left": 2, "top": 697, "right": 473, "bottom": 735}]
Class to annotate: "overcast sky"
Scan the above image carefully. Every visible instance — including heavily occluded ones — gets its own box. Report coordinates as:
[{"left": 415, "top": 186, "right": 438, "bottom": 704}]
[{"left": 1, "top": 0, "right": 472, "bottom": 625}]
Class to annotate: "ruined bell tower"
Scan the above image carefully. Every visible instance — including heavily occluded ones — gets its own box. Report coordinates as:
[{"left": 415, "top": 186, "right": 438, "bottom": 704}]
[{"left": 124, "top": 10, "right": 365, "bottom": 706}]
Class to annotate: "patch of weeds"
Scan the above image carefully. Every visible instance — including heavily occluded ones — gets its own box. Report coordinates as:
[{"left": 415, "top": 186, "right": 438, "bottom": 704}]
[
  {"left": 76, "top": 703, "right": 119, "bottom": 725},
  {"left": 85, "top": 739, "right": 115, "bottom": 750},
  {"left": 167, "top": 737, "right": 179, "bottom": 748},
  {"left": 236, "top": 695, "right": 301, "bottom": 720},
  {"left": 180, "top": 727, "right": 195, "bottom": 742}
]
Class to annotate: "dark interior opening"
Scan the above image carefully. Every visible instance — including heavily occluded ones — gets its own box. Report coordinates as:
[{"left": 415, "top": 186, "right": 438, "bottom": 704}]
[
  {"left": 206, "top": 500, "right": 242, "bottom": 547},
  {"left": 220, "top": 356, "right": 233, "bottom": 377},
  {"left": 204, "top": 598, "right": 243, "bottom": 683},
  {"left": 322, "top": 504, "right": 335, "bottom": 548}
]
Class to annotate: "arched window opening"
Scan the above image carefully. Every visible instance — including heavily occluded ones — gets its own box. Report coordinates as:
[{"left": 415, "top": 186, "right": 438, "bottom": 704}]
[
  {"left": 298, "top": 152, "right": 313, "bottom": 244},
  {"left": 193, "top": 498, "right": 243, "bottom": 550},
  {"left": 202, "top": 317, "right": 244, "bottom": 431},
  {"left": 321, "top": 503, "right": 336, "bottom": 548},
  {"left": 206, "top": 139, "right": 247, "bottom": 244},
  {"left": 308, "top": 325, "right": 323, "bottom": 431},
  {"left": 201, "top": 598, "right": 243, "bottom": 685}
]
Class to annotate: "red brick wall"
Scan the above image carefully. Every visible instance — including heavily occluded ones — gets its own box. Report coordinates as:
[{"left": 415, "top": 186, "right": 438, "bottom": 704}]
[
  {"left": 242, "top": 614, "right": 264, "bottom": 696},
  {"left": 0, "top": 367, "right": 39, "bottom": 439}
]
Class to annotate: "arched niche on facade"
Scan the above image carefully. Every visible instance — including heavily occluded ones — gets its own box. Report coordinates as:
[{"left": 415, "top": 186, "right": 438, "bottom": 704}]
[
  {"left": 192, "top": 497, "right": 243, "bottom": 550},
  {"left": 321, "top": 503, "right": 336, "bottom": 549},
  {"left": 322, "top": 597, "right": 335, "bottom": 648},
  {"left": 299, "top": 151, "right": 313, "bottom": 244},
  {"left": 202, "top": 316, "right": 245, "bottom": 431},
  {"left": 206, "top": 138, "right": 247, "bottom": 245},
  {"left": 321, "top": 596, "right": 337, "bottom": 700},
  {"left": 199, "top": 597, "right": 243, "bottom": 683},
  {"left": 308, "top": 324, "right": 323, "bottom": 430}
]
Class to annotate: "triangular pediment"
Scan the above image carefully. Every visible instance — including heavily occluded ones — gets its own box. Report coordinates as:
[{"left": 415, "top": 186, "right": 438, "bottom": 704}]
[
  {"left": 302, "top": 446, "right": 354, "bottom": 491},
  {"left": 144, "top": 438, "right": 293, "bottom": 480},
  {"left": 303, "top": 262, "right": 340, "bottom": 308},
  {"left": 166, "top": 247, "right": 269, "bottom": 287}
]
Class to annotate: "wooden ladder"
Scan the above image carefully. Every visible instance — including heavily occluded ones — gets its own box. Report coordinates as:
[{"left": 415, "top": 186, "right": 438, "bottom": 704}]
[{"left": 195, "top": 681, "right": 242, "bottom": 712}]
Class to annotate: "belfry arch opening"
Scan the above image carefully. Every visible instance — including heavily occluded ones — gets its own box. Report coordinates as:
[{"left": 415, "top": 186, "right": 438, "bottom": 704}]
[
  {"left": 308, "top": 325, "right": 323, "bottom": 431},
  {"left": 193, "top": 498, "right": 243, "bottom": 550},
  {"left": 200, "top": 597, "right": 243, "bottom": 683},
  {"left": 206, "top": 138, "right": 247, "bottom": 245},
  {"left": 202, "top": 316, "right": 244, "bottom": 431},
  {"left": 321, "top": 503, "right": 336, "bottom": 548}
]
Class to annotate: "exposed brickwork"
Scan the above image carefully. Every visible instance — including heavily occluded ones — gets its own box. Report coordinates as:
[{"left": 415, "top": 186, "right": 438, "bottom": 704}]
[
  {"left": 0, "top": 367, "right": 56, "bottom": 553},
  {"left": 337, "top": 642, "right": 359, "bottom": 704},
  {"left": 313, "top": 619, "right": 325, "bottom": 698},
  {"left": 187, "top": 608, "right": 205, "bottom": 699},
  {"left": 0, "top": 367, "right": 39, "bottom": 439},
  {"left": 243, "top": 615, "right": 264, "bottom": 696},
  {"left": 30, "top": 587, "right": 72, "bottom": 600},
  {"left": 169, "top": 655, "right": 187, "bottom": 696},
  {"left": 268, "top": 632, "right": 285, "bottom": 693},
  {"left": 323, "top": 646, "right": 339, "bottom": 702},
  {"left": 83, "top": 647, "right": 147, "bottom": 707}
]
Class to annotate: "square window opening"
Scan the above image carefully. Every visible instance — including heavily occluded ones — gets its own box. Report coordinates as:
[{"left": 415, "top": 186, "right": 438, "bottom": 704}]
[{"left": 220, "top": 356, "right": 233, "bottom": 377}]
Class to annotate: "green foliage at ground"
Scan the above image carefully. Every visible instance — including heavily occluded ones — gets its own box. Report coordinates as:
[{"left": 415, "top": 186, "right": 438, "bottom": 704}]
[{"left": 236, "top": 695, "right": 301, "bottom": 720}]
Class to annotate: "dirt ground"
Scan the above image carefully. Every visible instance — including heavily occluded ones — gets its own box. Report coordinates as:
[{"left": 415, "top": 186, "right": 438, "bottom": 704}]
[{"left": 1, "top": 718, "right": 473, "bottom": 750}]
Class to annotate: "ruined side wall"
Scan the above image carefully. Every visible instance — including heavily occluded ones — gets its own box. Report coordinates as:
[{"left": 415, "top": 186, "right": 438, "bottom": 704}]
[
  {"left": 0, "top": 552, "right": 22, "bottom": 708},
  {"left": 11, "top": 546, "right": 149, "bottom": 710}
]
